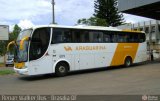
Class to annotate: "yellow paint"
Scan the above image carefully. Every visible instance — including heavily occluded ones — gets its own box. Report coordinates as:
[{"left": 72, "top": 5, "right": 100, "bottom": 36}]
[
  {"left": 122, "top": 29, "right": 142, "bottom": 33},
  {"left": 111, "top": 43, "right": 139, "bottom": 66},
  {"left": 14, "top": 62, "right": 25, "bottom": 69},
  {"left": 7, "top": 41, "right": 15, "bottom": 51},
  {"left": 20, "top": 37, "right": 29, "bottom": 50},
  {"left": 64, "top": 46, "right": 72, "bottom": 51}
]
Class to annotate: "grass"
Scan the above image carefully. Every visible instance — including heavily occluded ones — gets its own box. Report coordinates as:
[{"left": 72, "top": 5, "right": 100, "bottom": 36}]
[
  {"left": 0, "top": 70, "right": 15, "bottom": 75},
  {"left": 0, "top": 63, "right": 4, "bottom": 67}
]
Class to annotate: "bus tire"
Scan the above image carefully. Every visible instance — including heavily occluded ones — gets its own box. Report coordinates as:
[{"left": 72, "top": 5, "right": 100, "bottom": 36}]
[
  {"left": 55, "top": 62, "right": 69, "bottom": 77},
  {"left": 124, "top": 57, "right": 132, "bottom": 67}
]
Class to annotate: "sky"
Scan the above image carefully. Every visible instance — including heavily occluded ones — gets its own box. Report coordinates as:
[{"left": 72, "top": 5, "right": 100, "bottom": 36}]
[{"left": 0, "top": 0, "right": 151, "bottom": 31}]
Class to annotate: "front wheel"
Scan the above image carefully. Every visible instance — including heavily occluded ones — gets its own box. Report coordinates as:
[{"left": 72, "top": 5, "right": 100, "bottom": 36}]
[
  {"left": 124, "top": 57, "right": 132, "bottom": 67},
  {"left": 55, "top": 63, "right": 69, "bottom": 77}
]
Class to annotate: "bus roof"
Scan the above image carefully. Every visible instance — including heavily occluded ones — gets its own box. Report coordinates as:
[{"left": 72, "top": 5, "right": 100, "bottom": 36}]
[{"left": 31, "top": 24, "right": 144, "bottom": 33}]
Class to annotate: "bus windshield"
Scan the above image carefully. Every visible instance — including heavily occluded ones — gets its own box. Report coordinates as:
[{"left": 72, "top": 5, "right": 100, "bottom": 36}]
[
  {"left": 14, "top": 29, "right": 32, "bottom": 62},
  {"left": 17, "top": 29, "right": 32, "bottom": 41}
]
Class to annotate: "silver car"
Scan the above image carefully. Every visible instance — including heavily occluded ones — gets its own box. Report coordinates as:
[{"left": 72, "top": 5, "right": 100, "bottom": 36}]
[{"left": 5, "top": 55, "right": 14, "bottom": 67}]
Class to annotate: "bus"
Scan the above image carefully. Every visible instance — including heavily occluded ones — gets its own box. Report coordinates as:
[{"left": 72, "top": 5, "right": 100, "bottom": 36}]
[{"left": 7, "top": 25, "right": 147, "bottom": 76}]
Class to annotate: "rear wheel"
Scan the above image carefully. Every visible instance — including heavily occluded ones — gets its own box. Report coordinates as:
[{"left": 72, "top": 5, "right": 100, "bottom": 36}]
[
  {"left": 55, "top": 63, "right": 69, "bottom": 77},
  {"left": 124, "top": 57, "right": 132, "bottom": 67}
]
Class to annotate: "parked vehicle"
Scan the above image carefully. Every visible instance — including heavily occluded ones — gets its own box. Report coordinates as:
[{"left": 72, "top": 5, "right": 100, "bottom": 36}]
[{"left": 5, "top": 55, "right": 14, "bottom": 67}]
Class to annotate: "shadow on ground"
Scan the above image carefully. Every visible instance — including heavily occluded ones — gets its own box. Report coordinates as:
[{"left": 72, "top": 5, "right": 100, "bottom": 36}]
[{"left": 19, "top": 59, "right": 160, "bottom": 81}]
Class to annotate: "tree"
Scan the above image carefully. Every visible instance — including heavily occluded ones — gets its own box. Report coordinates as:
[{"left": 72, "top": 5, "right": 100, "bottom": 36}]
[
  {"left": 77, "top": 17, "right": 108, "bottom": 26},
  {"left": 94, "top": 0, "right": 124, "bottom": 27},
  {"left": 0, "top": 41, "right": 8, "bottom": 56},
  {"left": 8, "top": 24, "right": 21, "bottom": 54},
  {"left": 0, "top": 24, "right": 21, "bottom": 56},
  {"left": 10, "top": 24, "right": 21, "bottom": 40}
]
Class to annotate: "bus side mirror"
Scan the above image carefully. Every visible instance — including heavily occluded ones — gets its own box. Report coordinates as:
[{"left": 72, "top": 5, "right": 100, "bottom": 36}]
[
  {"left": 20, "top": 37, "right": 29, "bottom": 50},
  {"left": 28, "top": 37, "right": 31, "bottom": 41},
  {"left": 7, "top": 41, "right": 16, "bottom": 51}
]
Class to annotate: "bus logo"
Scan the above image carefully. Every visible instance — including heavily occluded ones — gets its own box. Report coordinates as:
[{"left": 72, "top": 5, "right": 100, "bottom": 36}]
[{"left": 64, "top": 46, "right": 72, "bottom": 51}]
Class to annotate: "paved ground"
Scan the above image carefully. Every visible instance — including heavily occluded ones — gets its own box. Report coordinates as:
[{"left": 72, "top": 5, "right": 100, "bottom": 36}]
[{"left": 0, "top": 61, "right": 160, "bottom": 95}]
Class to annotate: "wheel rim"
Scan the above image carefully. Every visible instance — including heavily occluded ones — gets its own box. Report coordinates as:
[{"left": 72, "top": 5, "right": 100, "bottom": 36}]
[
  {"left": 126, "top": 59, "right": 131, "bottom": 66},
  {"left": 59, "top": 66, "right": 66, "bottom": 73}
]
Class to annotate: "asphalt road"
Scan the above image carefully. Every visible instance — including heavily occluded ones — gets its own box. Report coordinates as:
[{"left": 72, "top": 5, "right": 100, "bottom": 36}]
[{"left": 0, "top": 61, "right": 160, "bottom": 95}]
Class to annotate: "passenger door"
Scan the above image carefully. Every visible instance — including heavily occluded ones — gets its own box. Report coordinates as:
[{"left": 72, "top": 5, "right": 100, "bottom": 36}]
[{"left": 29, "top": 28, "right": 53, "bottom": 75}]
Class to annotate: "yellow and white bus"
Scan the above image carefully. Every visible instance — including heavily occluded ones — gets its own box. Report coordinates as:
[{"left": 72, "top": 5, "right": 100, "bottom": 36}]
[{"left": 7, "top": 25, "right": 147, "bottom": 76}]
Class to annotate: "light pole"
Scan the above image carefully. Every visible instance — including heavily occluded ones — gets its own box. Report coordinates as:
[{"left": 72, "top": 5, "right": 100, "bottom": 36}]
[{"left": 52, "top": 0, "right": 55, "bottom": 24}]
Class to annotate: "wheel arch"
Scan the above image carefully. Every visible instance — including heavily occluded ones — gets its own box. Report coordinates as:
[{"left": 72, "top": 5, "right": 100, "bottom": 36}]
[
  {"left": 124, "top": 55, "right": 133, "bottom": 64},
  {"left": 53, "top": 59, "right": 70, "bottom": 73}
]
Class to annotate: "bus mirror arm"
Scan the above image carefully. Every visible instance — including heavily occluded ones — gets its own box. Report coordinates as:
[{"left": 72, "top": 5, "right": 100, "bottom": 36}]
[
  {"left": 28, "top": 37, "right": 31, "bottom": 41},
  {"left": 20, "top": 37, "right": 29, "bottom": 50},
  {"left": 7, "top": 41, "right": 16, "bottom": 51}
]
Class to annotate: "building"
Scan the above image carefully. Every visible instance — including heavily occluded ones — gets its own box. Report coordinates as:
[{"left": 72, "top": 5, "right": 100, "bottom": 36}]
[
  {"left": 117, "top": 20, "right": 160, "bottom": 58},
  {"left": 118, "top": 0, "right": 160, "bottom": 20},
  {"left": 0, "top": 25, "right": 9, "bottom": 40},
  {"left": 118, "top": 0, "right": 160, "bottom": 59}
]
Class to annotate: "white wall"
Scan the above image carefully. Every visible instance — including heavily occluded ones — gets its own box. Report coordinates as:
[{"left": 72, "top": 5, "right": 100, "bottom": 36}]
[
  {"left": 0, "top": 56, "right": 4, "bottom": 63},
  {"left": 0, "top": 25, "right": 9, "bottom": 40}
]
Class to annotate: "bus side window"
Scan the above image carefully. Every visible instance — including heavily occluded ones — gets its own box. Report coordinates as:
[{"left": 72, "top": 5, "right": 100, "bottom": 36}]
[
  {"left": 117, "top": 33, "right": 128, "bottom": 43},
  {"left": 112, "top": 34, "right": 118, "bottom": 43},
  {"left": 72, "top": 30, "right": 81, "bottom": 43},
  {"left": 124, "top": 34, "right": 129, "bottom": 42},
  {"left": 134, "top": 34, "right": 139, "bottom": 43},
  {"left": 129, "top": 34, "right": 135, "bottom": 43},
  {"left": 139, "top": 33, "right": 146, "bottom": 43},
  {"left": 117, "top": 34, "right": 123, "bottom": 42},
  {"left": 81, "top": 31, "right": 90, "bottom": 43},
  {"left": 128, "top": 33, "right": 138, "bottom": 43},
  {"left": 52, "top": 29, "right": 73, "bottom": 43},
  {"left": 52, "top": 29, "right": 63, "bottom": 44},
  {"left": 64, "top": 30, "right": 72, "bottom": 43},
  {"left": 103, "top": 32, "right": 111, "bottom": 43},
  {"left": 92, "top": 31, "right": 103, "bottom": 43}
]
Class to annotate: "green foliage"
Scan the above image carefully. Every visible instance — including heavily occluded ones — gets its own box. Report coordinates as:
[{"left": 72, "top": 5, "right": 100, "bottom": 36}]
[
  {"left": 10, "top": 24, "right": 21, "bottom": 40},
  {"left": 0, "top": 40, "right": 8, "bottom": 56},
  {"left": 0, "top": 24, "right": 21, "bottom": 56},
  {"left": 77, "top": 0, "right": 124, "bottom": 27},
  {"left": 94, "top": 0, "right": 124, "bottom": 27},
  {"left": 77, "top": 17, "right": 108, "bottom": 26},
  {"left": 0, "top": 70, "right": 15, "bottom": 75}
]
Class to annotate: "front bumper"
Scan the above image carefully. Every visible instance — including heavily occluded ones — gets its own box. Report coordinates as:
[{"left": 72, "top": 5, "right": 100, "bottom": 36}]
[
  {"left": 6, "top": 62, "right": 14, "bottom": 65},
  {"left": 14, "top": 67, "right": 28, "bottom": 75}
]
